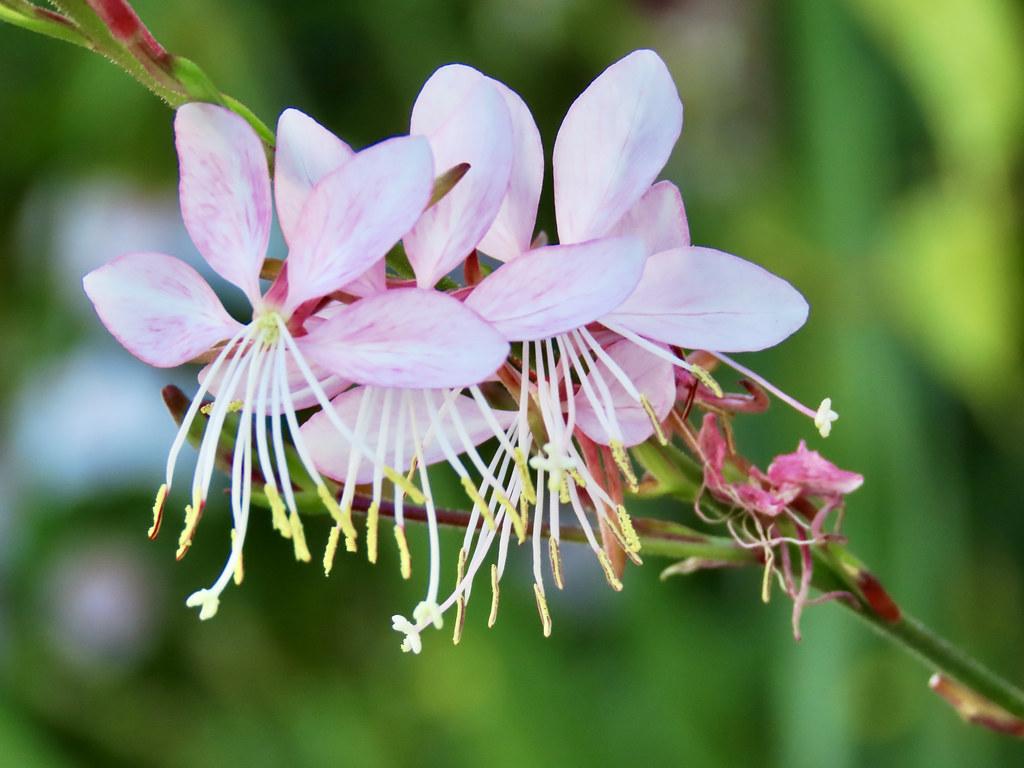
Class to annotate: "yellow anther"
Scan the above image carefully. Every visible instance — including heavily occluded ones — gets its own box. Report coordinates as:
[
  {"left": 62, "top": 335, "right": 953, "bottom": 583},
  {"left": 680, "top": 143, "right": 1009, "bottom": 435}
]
[
  {"left": 461, "top": 476, "right": 496, "bottom": 531},
  {"left": 452, "top": 547, "right": 465, "bottom": 585},
  {"left": 761, "top": 548, "right": 775, "bottom": 603},
  {"left": 517, "top": 495, "right": 530, "bottom": 544},
  {"left": 200, "top": 399, "right": 243, "bottom": 416},
  {"left": 317, "top": 484, "right": 357, "bottom": 545},
  {"left": 265, "top": 484, "right": 292, "bottom": 540},
  {"left": 452, "top": 551, "right": 467, "bottom": 645},
  {"left": 394, "top": 525, "right": 412, "bottom": 580},
  {"left": 149, "top": 483, "right": 167, "bottom": 540},
  {"left": 558, "top": 477, "right": 570, "bottom": 504},
  {"left": 569, "top": 469, "right": 586, "bottom": 488},
  {"left": 549, "top": 538, "right": 564, "bottom": 590},
  {"left": 513, "top": 448, "right": 537, "bottom": 504},
  {"left": 176, "top": 493, "right": 203, "bottom": 560},
  {"left": 814, "top": 397, "right": 838, "bottom": 438},
  {"left": 289, "top": 510, "right": 311, "bottom": 563},
  {"left": 689, "top": 364, "right": 723, "bottom": 398},
  {"left": 230, "top": 529, "right": 244, "bottom": 585},
  {"left": 533, "top": 583, "right": 552, "bottom": 637},
  {"left": 506, "top": 502, "right": 527, "bottom": 544},
  {"left": 488, "top": 564, "right": 501, "bottom": 627},
  {"left": 616, "top": 504, "right": 642, "bottom": 553},
  {"left": 597, "top": 550, "right": 624, "bottom": 591},
  {"left": 385, "top": 467, "right": 426, "bottom": 505},
  {"left": 453, "top": 596, "right": 466, "bottom": 645},
  {"left": 324, "top": 525, "right": 341, "bottom": 576},
  {"left": 609, "top": 441, "right": 639, "bottom": 492},
  {"left": 366, "top": 501, "right": 380, "bottom": 564},
  {"left": 639, "top": 394, "right": 668, "bottom": 445}
]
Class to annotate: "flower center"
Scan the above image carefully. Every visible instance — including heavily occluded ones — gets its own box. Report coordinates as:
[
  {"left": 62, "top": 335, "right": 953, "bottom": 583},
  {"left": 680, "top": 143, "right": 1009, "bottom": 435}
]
[{"left": 254, "top": 310, "right": 283, "bottom": 345}]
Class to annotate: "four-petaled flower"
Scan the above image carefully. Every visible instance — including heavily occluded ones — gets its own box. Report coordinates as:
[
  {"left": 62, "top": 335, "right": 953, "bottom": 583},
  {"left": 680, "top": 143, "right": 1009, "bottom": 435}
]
[{"left": 84, "top": 103, "right": 508, "bottom": 619}]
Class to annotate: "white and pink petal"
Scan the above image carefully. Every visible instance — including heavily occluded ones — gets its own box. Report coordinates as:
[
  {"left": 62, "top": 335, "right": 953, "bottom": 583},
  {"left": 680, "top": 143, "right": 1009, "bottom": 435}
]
[
  {"left": 282, "top": 136, "right": 434, "bottom": 314},
  {"left": 606, "top": 180, "right": 689, "bottom": 255},
  {"left": 298, "top": 289, "right": 509, "bottom": 389},
  {"left": 83, "top": 252, "right": 241, "bottom": 368},
  {"left": 464, "top": 237, "right": 646, "bottom": 342},
  {"left": 476, "top": 79, "right": 544, "bottom": 262},
  {"left": 176, "top": 103, "right": 272, "bottom": 304},
  {"left": 604, "top": 246, "right": 809, "bottom": 352},
  {"left": 553, "top": 49, "right": 683, "bottom": 244},
  {"left": 405, "top": 71, "right": 514, "bottom": 287},
  {"left": 274, "top": 108, "right": 353, "bottom": 246}
]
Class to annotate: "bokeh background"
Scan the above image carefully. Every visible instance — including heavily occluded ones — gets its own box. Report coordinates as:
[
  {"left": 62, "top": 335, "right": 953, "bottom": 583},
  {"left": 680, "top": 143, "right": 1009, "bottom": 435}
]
[{"left": 1, "top": 0, "right": 1022, "bottom": 765}]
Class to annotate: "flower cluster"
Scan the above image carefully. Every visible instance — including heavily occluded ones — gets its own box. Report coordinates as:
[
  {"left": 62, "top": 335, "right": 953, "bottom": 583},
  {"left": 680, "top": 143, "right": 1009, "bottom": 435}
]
[{"left": 84, "top": 49, "right": 842, "bottom": 652}]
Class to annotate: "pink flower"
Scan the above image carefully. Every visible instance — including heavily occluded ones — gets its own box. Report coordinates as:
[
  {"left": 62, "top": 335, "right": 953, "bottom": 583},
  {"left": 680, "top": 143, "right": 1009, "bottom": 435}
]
[
  {"left": 767, "top": 441, "right": 864, "bottom": 499},
  {"left": 695, "top": 413, "right": 862, "bottom": 639},
  {"left": 294, "top": 69, "right": 533, "bottom": 652},
  {"left": 83, "top": 103, "right": 509, "bottom": 620}
]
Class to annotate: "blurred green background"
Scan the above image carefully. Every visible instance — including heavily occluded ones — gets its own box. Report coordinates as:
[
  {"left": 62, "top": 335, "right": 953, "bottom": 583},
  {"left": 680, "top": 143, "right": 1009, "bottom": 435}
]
[{"left": 1, "top": 0, "right": 1023, "bottom": 765}]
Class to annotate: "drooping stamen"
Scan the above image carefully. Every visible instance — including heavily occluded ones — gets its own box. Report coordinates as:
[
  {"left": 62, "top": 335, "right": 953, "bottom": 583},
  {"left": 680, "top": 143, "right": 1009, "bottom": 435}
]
[
  {"left": 184, "top": 330, "right": 258, "bottom": 552},
  {"left": 163, "top": 326, "right": 250, "bottom": 494},
  {"left": 488, "top": 563, "right": 500, "bottom": 627},
  {"left": 149, "top": 483, "right": 167, "bottom": 540},
  {"left": 275, "top": 315, "right": 425, "bottom": 502},
  {"left": 406, "top": 391, "right": 440, "bottom": 608},
  {"left": 366, "top": 387, "right": 394, "bottom": 564},
  {"left": 186, "top": 336, "right": 265, "bottom": 619},
  {"left": 548, "top": 537, "right": 564, "bottom": 590},
  {"left": 601, "top": 321, "right": 724, "bottom": 397},
  {"left": 337, "top": 386, "right": 378, "bottom": 553}
]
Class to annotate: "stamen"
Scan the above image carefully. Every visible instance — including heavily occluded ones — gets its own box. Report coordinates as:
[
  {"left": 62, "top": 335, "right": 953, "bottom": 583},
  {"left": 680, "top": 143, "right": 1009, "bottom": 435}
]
[
  {"left": 639, "top": 394, "right": 668, "bottom": 445},
  {"left": 394, "top": 525, "right": 412, "bottom": 580},
  {"left": 597, "top": 550, "right": 624, "bottom": 591},
  {"left": 548, "top": 538, "right": 564, "bottom": 590},
  {"left": 602, "top": 322, "right": 725, "bottom": 397},
  {"left": 533, "top": 583, "right": 552, "bottom": 637},
  {"left": 164, "top": 327, "right": 249, "bottom": 490},
  {"left": 200, "top": 399, "right": 243, "bottom": 415},
  {"left": 616, "top": 504, "right": 642, "bottom": 553},
  {"left": 366, "top": 501, "right": 380, "bottom": 564},
  {"left": 289, "top": 510, "right": 312, "bottom": 563},
  {"left": 385, "top": 467, "right": 426, "bottom": 505},
  {"left": 230, "top": 529, "right": 244, "bottom": 585},
  {"left": 324, "top": 525, "right": 341, "bottom": 576},
  {"left": 453, "top": 549, "right": 467, "bottom": 645},
  {"left": 609, "top": 440, "right": 639, "bottom": 492},
  {"left": 461, "top": 476, "right": 497, "bottom": 531},
  {"left": 513, "top": 448, "right": 538, "bottom": 504},
  {"left": 265, "top": 484, "right": 292, "bottom": 539},
  {"left": 762, "top": 546, "right": 775, "bottom": 603},
  {"left": 176, "top": 493, "right": 204, "bottom": 560},
  {"left": 149, "top": 483, "right": 167, "bottom": 540},
  {"left": 488, "top": 563, "right": 500, "bottom": 627},
  {"left": 317, "top": 484, "right": 357, "bottom": 543}
]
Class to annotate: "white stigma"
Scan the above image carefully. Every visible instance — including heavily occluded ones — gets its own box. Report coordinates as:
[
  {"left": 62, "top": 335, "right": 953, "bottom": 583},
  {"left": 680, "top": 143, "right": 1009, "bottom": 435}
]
[
  {"left": 814, "top": 397, "right": 838, "bottom": 438},
  {"left": 529, "top": 442, "right": 576, "bottom": 492},
  {"left": 392, "top": 615, "right": 422, "bottom": 654},
  {"left": 413, "top": 600, "right": 444, "bottom": 630}
]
